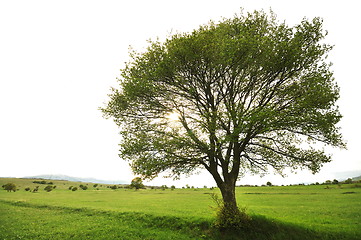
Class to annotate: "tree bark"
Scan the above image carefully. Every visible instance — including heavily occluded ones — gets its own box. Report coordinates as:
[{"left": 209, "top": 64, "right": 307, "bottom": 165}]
[{"left": 218, "top": 180, "right": 238, "bottom": 213}]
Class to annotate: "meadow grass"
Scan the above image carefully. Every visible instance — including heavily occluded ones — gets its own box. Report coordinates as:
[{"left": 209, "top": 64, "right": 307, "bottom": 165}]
[{"left": 0, "top": 178, "right": 360, "bottom": 239}]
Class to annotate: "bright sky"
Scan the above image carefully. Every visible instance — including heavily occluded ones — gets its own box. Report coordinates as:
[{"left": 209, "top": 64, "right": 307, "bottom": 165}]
[{"left": 1, "top": 0, "right": 360, "bottom": 187}]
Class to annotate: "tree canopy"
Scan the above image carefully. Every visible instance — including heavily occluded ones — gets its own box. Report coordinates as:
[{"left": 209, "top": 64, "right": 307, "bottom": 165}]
[{"left": 102, "top": 10, "right": 345, "bottom": 227}]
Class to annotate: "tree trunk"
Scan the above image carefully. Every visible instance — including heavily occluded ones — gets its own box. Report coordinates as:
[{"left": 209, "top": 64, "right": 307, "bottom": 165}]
[
  {"left": 219, "top": 181, "right": 238, "bottom": 213},
  {"left": 214, "top": 179, "right": 247, "bottom": 230}
]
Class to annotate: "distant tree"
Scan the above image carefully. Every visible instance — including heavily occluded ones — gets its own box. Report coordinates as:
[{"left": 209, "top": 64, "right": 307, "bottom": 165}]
[
  {"left": 101, "top": 10, "right": 346, "bottom": 228},
  {"left": 68, "top": 186, "right": 73, "bottom": 190},
  {"left": 3, "top": 183, "right": 16, "bottom": 192},
  {"left": 325, "top": 180, "right": 332, "bottom": 185},
  {"left": 72, "top": 187, "right": 78, "bottom": 191},
  {"left": 344, "top": 178, "right": 353, "bottom": 184},
  {"left": 93, "top": 184, "right": 98, "bottom": 188},
  {"left": 130, "top": 177, "right": 144, "bottom": 190},
  {"left": 332, "top": 179, "right": 339, "bottom": 185},
  {"left": 79, "top": 185, "right": 88, "bottom": 190},
  {"left": 161, "top": 185, "right": 168, "bottom": 190},
  {"left": 25, "top": 187, "right": 31, "bottom": 191},
  {"left": 110, "top": 185, "right": 117, "bottom": 190},
  {"left": 171, "top": 185, "right": 176, "bottom": 190},
  {"left": 266, "top": 181, "right": 272, "bottom": 187}
]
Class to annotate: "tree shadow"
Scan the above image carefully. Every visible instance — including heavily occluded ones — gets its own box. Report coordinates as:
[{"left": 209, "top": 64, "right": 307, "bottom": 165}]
[{"left": 212, "top": 215, "right": 358, "bottom": 240}]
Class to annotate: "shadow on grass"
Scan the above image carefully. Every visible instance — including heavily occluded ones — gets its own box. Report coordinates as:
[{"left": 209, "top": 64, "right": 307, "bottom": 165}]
[
  {"left": 1, "top": 200, "right": 357, "bottom": 240},
  {"left": 213, "top": 215, "right": 357, "bottom": 240}
]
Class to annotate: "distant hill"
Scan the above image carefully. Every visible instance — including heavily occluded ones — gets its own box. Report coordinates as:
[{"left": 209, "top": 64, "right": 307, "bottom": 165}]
[
  {"left": 24, "top": 174, "right": 128, "bottom": 185},
  {"left": 353, "top": 175, "right": 361, "bottom": 181}
]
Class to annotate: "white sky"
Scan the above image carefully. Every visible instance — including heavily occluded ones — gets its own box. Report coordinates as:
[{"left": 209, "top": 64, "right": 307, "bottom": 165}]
[{"left": 0, "top": 0, "right": 360, "bottom": 187}]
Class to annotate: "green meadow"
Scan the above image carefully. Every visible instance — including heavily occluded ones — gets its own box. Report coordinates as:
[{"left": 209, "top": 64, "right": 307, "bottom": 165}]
[{"left": 0, "top": 178, "right": 360, "bottom": 239}]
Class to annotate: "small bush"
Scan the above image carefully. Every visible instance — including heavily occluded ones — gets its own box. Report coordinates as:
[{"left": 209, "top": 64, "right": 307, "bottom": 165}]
[
  {"left": 211, "top": 193, "right": 251, "bottom": 231},
  {"left": 44, "top": 185, "right": 54, "bottom": 192},
  {"left": 25, "top": 187, "right": 31, "bottom": 191},
  {"left": 32, "top": 186, "right": 39, "bottom": 193},
  {"left": 72, "top": 187, "right": 78, "bottom": 191}
]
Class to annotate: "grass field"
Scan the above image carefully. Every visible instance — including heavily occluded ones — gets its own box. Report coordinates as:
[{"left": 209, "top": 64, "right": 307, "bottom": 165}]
[{"left": 1, "top": 178, "right": 360, "bottom": 239}]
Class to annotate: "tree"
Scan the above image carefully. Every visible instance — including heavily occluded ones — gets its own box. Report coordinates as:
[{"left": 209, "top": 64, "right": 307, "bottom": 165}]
[
  {"left": 332, "top": 179, "right": 339, "bottom": 184},
  {"left": 130, "top": 177, "right": 144, "bottom": 190},
  {"left": 344, "top": 178, "right": 352, "bottom": 184},
  {"left": 2, "top": 183, "right": 16, "bottom": 192},
  {"left": 101, "top": 10, "right": 345, "bottom": 228},
  {"left": 266, "top": 181, "right": 272, "bottom": 187}
]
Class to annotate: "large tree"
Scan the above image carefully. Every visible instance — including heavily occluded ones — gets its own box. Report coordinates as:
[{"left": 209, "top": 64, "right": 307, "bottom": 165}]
[{"left": 102, "top": 10, "right": 345, "bottom": 226}]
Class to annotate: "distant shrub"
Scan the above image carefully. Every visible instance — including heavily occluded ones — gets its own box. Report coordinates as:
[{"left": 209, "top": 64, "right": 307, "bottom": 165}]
[
  {"left": 44, "top": 185, "right": 54, "bottom": 192},
  {"left": 3, "top": 183, "right": 16, "bottom": 192},
  {"left": 25, "top": 187, "right": 31, "bottom": 191},
  {"left": 72, "top": 187, "right": 78, "bottom": 191},
  {"left": 332, "top": 179, "right": 339, "bottom": 185},
  {"left": 171, "top": 185, "right": 176, "bottom": 190},
  {"left": 110, "top": 185, "right": 117, "bottom": 190},
  {"left": 69, "top": 186, "right": 73, "bottom": 190},
  {"left": 324, "top": 180, "right": 332, "bottom": 185},
  {"left": 266, "top": 181, "right": 272, "bottom": 186},
  {"left": 32, "top": 186, "right": 39, "bottom": 193},
  {"left": 93, "top": 184, "right": 98, "bottom": 188}
]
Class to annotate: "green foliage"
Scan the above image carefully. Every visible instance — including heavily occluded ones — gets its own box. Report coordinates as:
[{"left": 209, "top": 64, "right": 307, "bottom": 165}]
[
  {"left": 44, "top": 185, "right": 54, "bottom": 192},
  {"left": 102, "top": 10, "right": 344, "bottom": 182},
  {"left": 2, "top": 183, "right": 16, "bottom": 192},
  {"left": 344, "top": 178, "right": 353, "bottom": 184},
  {"left": 101, "top": 9, "right": 345, "bottom": 230},
  {"left": 130, "top": 177, "right": 144, "bottom": 190},
  {"left": 33, "top": 180, "right": 53, "bottom": 185},
  {"left": 71, "top": 187, "right": 78, "bottom": 192},
  {"left": 211, "top": 193, "right": 251, "bottom": 230},
  {"left": 266, "top": 181, "right": 273, "bottom": 186}
]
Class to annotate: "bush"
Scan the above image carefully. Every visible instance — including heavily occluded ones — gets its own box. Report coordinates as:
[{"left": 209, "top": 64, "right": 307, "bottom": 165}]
[
  {"left": 3, "top": 183, "right": 16, "bottom": 192},
  {"left": 44, "top": 185, "right": 54, "bottom": 192},
  {"left": 211, "top": 193, "right": 251, "bottom": 230},
  {"left": 32, "top": 186, "right": 39, "bottom": 193},
  {"left": 72, "top": 187, "right": 78, "bottom": 191},
  {"left": 25, "top": 187, "right": 31, "bottom": 191}
]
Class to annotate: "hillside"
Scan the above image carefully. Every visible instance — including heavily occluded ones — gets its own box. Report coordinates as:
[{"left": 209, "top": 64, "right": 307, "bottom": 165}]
[
  {"left": 23, "top": 174, "right": 128, "bottom": 185},
  {"left": 0, "top": 177, "right": 127, "bottom": 191},
  {"left": 353, "top": 175, "right": 361, "bottom": 181}
]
